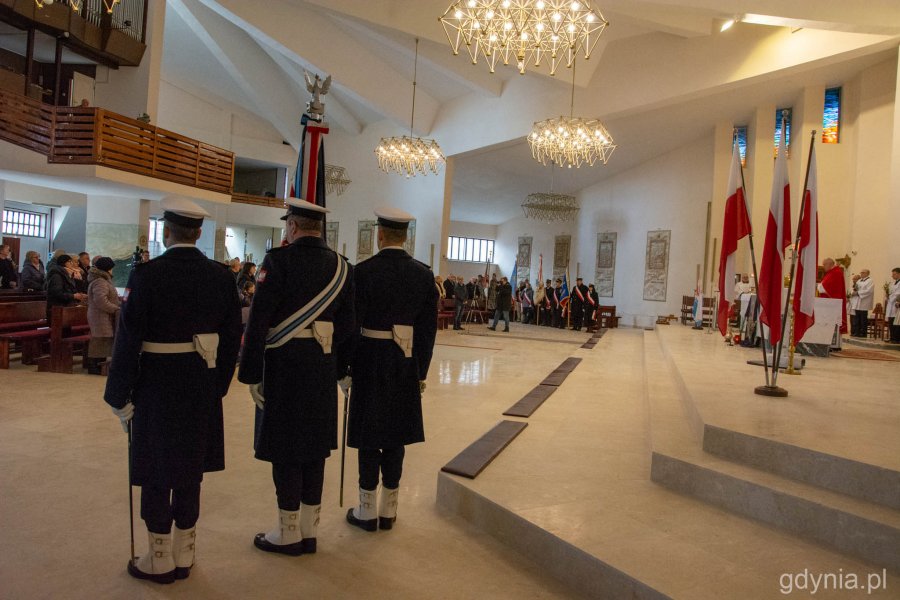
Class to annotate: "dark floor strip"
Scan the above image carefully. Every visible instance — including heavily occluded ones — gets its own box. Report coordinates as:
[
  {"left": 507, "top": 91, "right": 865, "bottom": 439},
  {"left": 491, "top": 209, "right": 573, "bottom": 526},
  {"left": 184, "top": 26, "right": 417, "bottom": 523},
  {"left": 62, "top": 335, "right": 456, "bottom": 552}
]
[
  {"left": 540, "top": 357, "right": 583, "bottom": 386},
  {"left": 502, "top": 384, "right": 558, "bottom": 417},
  {"left": 440, "top": 420, "right": 529, "bottom": 479}
]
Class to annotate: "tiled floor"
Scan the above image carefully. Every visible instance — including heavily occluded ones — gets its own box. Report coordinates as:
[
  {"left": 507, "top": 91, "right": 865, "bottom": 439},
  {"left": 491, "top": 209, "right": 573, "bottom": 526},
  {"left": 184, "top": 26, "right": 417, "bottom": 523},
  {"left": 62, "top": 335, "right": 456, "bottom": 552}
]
[{"left": 1, "top": 322, "right": 896, "bottom": 599}]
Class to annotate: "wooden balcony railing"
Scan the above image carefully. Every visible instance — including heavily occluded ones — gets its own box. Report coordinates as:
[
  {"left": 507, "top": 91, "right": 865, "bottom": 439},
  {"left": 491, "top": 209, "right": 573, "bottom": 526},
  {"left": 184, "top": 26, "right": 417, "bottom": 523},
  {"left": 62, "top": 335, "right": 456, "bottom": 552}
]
[
  {"left": 0, "top": 87, "right": 234, "bottom": 195},
  {"left": 230, "top": 193, "right": 286, "bottom": 209}
]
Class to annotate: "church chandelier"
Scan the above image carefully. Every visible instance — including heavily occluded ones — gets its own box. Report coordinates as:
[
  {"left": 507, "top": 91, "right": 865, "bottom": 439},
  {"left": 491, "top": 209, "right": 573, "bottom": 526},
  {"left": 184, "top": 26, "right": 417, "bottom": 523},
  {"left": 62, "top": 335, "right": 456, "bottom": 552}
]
[
  {"left": 439, "top": 0, "right": 609, "bottom": 76},
  {"left": 522, "top": 162, "right": 579, "bottom": 222},
  {"left": 324, "top": 164, "right": 351, "bottom": 196},
  {"left": 35, "top": 0, "right": 119, "bottom": 12},
  {"left": 527, "top": 57, "right": 615, "bottom": 168},
  {"left": 375, "top": 38, "right": 445, "bottom": 177}
]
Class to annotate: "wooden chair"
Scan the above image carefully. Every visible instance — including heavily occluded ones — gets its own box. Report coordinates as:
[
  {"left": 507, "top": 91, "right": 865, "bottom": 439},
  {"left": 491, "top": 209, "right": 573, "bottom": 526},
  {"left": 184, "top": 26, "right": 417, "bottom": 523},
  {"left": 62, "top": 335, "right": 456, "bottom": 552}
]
[
  {"left": 597, "top": 305, "right": 619, "bottom": 329},
  {"left": 36, "top": 305, "right": 90, "bottom": 373},
  {"left": 868, "top": 303, "right": 888, "bottom": 341},
  {"left": 701, "top": 297, "right": 715, "bottom": 327},
  {"left": 680, "top": 295, "right": 693, "bottom": 325}
]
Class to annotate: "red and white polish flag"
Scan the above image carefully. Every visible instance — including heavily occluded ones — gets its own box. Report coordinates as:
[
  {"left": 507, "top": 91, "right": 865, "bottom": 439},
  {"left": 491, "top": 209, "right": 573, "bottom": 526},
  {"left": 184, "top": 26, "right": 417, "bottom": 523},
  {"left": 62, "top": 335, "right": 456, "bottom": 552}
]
[
  {"left": 792, "top": 143, "right": 818, "bottom": 343},
  {"left": 717, "top": 142, "right": 752, "bottom": 336},
  {"left": 758, "top": 131, "right": 792, "bottom": 344}
]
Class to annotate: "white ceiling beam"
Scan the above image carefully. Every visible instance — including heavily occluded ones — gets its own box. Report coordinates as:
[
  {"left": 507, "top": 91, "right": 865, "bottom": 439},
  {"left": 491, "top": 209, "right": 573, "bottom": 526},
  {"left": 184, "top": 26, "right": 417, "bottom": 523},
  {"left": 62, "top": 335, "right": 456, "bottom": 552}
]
[
  {"left": 169, "top": 0, "right": 304, "bottom": 147},
  {"left": 330, "top": 15, "right": 503, "bottom": 98},
  {"left": 193, "top": 0, "right": 442, "bottom": 135}
]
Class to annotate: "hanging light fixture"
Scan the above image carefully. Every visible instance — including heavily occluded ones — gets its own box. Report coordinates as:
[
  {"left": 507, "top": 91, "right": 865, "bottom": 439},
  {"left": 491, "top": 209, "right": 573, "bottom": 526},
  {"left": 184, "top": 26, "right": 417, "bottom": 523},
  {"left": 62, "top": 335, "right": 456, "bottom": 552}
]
[
  {"left": 375, "top": 38, "right": 445, "bottom": 177},
  {"left": 528, "top": 58, "right": 615, "bottom": 167},
  {"left": 324, "top": 164, "right": 352, "bottom": 196},
  {"left": 439, "top": 0, "right": 609, "bottom": 76},
  {"left": 522, "top": 162, "right": 579, "bottom": 221},
  {"left": 35, "top": 0, "right": 82, "bottom": 10}
]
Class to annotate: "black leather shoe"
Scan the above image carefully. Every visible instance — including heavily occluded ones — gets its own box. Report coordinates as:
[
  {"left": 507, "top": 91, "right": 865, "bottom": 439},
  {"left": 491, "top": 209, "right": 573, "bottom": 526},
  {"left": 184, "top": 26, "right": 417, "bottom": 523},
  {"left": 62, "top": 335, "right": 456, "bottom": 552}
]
[
  {"left": 379, "top": 516, "right": 395, "bottom": 530},
  {"left": 487, "top": 326, "right": 496, "bottom": 331},
  {"left": 346, "top": 508, "right": 377, "bottom": 532},
  {"left": 253, "top": 533, "right": 305, "bottom": 556},
  {"left": 503, "top": 328, "right": 509, "bottom": 332},
  {"left": 126, "top": 561, "right": 176, "bottom": 584}
]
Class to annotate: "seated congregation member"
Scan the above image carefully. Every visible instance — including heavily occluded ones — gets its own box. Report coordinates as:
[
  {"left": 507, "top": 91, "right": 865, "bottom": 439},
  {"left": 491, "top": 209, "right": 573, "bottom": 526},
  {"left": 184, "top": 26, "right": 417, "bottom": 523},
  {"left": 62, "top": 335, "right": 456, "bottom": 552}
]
[
  {"left": 0, "top": 244, "right": 18, "bottom": 289},
  {"left": 237, "top": 262, "right": 257, "bottom": 291},
  {"left": 85, "top": 257, "right": 121, "bottom": 375},
  {"left": 19, "top": 251, "right": 45, "bottom": 291},
  {"left": 104, "top": 196, "right": 242, "bottom": 584},
  {"left": 45, "top": 254, "right": 87, "bottom": 325}
]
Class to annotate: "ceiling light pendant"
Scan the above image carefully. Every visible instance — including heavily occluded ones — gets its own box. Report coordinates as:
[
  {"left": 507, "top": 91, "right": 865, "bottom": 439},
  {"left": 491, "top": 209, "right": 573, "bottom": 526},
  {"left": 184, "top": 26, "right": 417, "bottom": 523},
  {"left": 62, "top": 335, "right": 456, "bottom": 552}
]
[
  {"left": 375, "top": 38, "right": 445, "bottom": 177},
  {"left": 522, "top": 162, "right": 579, "bottom": 222},
  {"left": 527, "top": 58, "right": 615, "bottom": 168},
  {"left": 35, "top": 0, "right": 82, "bottom": 10},
  {"left": 440, "top": 0, "right": 609, "bottom": 76}
]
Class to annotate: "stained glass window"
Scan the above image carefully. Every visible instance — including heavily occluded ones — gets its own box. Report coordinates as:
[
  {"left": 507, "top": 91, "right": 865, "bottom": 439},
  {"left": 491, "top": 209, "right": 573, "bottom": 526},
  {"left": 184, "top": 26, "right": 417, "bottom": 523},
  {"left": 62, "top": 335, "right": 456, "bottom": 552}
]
[
  {"left": 735, "top": 126, "right": 748, "bottom": 167},
  {"left": 774, "top": 108, "right": 791, "bottom": 156},
  {"left": 823, "top": 87, "right": 841, "bottom": 144}
]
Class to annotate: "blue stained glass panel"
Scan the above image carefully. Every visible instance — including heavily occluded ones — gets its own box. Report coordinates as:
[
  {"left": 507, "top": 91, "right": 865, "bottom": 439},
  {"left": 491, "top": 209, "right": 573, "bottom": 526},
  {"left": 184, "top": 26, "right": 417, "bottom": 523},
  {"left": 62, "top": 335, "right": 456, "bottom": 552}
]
[
  {"left": 774, "top": 108, "right": 791, "bottom": 156},
  {"left": 735, "top": 126, "right": 748, "bottom": 166},
  {"left": 823, "top": 87, "right": 841, "bottom": 144}
]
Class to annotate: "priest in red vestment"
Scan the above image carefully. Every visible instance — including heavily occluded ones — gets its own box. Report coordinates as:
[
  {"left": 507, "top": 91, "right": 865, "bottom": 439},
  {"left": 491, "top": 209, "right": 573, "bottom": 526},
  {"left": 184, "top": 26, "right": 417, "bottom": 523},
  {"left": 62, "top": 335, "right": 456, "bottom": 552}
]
[{"left": 817, "top": 257, "right": 848, "bottom": 334}]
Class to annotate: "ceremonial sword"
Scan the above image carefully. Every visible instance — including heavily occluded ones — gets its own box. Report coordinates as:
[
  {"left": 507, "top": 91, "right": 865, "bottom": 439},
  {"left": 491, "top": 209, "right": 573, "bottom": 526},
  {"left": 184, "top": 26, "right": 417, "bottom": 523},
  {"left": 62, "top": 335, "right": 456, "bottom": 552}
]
[
  {"left": 339, "top": 386, "right": 350, "bottom": 508},
  {"left": 127, "top": 421, "right": 135, "bottom": 567}
]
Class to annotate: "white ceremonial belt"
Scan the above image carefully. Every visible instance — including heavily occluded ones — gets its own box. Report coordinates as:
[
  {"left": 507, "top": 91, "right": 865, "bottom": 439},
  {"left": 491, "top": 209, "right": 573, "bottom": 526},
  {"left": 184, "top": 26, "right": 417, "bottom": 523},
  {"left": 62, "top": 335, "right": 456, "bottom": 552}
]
[
  {"left": 141, "top": 333, "right": 219, "bottom": 369},
  {"left": 360, "top": 328, "right": 393, "bottom": 340},
  {"left": 265, "top": 321, "right": 333, "bottom": 354},
  {"left": 361, "top": 325, "right": 413, "bottom": 358}
]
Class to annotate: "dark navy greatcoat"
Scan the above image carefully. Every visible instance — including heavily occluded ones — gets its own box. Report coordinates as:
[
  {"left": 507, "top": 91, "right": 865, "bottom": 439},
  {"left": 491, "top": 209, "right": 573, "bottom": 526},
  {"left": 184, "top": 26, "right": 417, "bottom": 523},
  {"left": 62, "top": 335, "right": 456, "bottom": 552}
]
[
  {"left": 238, "top": 236, "right": 355, "bottom": 464},
  {"left": 104, "top": 246, "right": 242, "bottom": 489},
  {"left": 347, "top": 248, "right": 438, "bottom": 450}
]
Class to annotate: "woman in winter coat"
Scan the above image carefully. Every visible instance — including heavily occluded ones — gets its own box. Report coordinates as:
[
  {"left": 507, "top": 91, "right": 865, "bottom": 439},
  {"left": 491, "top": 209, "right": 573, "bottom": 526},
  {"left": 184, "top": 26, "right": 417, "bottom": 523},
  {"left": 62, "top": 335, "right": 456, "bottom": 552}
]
[
  {"left": 45, "top": 254, "right": 87, "bottom": 325},
  {"left": 19, "top": 251, "right": 45, "bottom": 291},
  {"left": 85, "top": 256, "right": 121, "bottom": 374}
]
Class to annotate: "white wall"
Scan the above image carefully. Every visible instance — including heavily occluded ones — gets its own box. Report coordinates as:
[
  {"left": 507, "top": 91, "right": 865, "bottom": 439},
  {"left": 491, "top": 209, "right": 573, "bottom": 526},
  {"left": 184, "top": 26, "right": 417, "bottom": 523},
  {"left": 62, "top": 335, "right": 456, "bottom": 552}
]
[
  {"left": 575, "top": 135, "right": 714, "bottom": 327},
  {"left": 225, "top": 225, "right": 277, "bottom": 264},
  {"left": 495, "top": 215, "right": 576, "bottom": 284},
  {"left": 325, "top": 120, "right": 446, "bottom": 267}
]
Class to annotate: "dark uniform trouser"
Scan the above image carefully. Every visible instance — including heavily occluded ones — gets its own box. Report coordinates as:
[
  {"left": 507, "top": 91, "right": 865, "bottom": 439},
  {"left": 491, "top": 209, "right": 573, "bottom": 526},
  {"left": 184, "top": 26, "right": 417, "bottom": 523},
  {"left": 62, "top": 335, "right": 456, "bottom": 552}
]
[
  {"left": 272, "top": 459, "right": 326, "bottom": 511},
  {"left": 141, "top": 484, "right": 201, "bottom": 534},
  {"left": 891, "top": 323, "right": 900, "bottom": 343},
  {"left": 572, "top": 303, "right": 583, "bottom": 329},
  {"left": 851, "top": 310, "right": 868, "bottom": 337},
  {"left": 358, "top": 447, "right": 405, "bottom": 490}
]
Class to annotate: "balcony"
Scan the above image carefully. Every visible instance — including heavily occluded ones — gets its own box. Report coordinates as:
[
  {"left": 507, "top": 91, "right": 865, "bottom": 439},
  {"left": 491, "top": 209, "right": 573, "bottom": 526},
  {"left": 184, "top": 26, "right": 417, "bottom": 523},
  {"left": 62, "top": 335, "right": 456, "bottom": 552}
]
[{"left": 0, "top": 86, "right": 234, "bottom": 195}]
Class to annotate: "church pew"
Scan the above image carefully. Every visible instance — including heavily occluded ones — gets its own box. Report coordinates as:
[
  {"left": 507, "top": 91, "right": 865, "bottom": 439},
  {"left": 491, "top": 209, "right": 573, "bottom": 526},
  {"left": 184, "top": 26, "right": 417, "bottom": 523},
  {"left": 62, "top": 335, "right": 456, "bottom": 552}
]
[{"left": 35, "top": 306, "right": 90, "bottom": 373}]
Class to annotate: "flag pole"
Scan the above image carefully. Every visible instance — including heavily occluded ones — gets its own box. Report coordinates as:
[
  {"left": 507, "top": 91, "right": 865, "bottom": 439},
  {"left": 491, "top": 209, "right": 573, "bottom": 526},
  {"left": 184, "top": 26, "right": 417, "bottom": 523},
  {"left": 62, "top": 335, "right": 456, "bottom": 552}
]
[
  {"left": 736, "top": 133, "right": 771, "bottom": 388},
  {"left": 771, "top": 130, "right": 817, "bottom": 390}
]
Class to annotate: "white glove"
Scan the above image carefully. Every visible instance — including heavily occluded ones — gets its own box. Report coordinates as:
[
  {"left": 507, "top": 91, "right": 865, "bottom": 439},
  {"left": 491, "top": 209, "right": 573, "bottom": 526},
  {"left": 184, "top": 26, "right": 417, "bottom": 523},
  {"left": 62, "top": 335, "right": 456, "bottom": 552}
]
[
  {"left": 249, "top": 383, "right": 265, "bottom": 410},
  {"left": 111, "top": 403, "right": 134, "bottom": 434},
  {"left": 338, "top": 376, "right": 352, "bottom": 395}
]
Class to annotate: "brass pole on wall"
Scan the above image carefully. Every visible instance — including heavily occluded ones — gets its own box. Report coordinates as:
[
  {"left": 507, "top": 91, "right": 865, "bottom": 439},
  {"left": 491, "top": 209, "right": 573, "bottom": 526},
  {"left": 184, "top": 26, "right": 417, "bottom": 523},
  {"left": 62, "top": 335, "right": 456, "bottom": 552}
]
[{"left": 701, "top": 201, "right": 712, "bottom": 295}]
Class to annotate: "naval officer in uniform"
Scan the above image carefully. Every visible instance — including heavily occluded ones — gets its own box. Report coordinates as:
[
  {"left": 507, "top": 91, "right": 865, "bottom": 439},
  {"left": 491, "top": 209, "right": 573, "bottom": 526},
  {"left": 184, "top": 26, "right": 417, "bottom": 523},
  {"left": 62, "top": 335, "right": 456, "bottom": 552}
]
[
  {"left": 104, "top": 196, "right": 242, "bottom": 584},
  {"left": 238, "top": 198, "right": 355, "bottom": 556},
  {"left": 346, "top": 206, "right": 438, "bottom": 532}
]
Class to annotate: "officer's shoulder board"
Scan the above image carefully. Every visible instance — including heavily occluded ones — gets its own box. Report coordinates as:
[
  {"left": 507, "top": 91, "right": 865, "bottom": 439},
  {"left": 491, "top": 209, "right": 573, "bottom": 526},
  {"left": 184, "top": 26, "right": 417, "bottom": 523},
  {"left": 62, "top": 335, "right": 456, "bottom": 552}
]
[
  {"left": 412, "top": 258, "right": 432, "bottom": 271},
  {"left": 266, "top": 244, "right": 287, "bottom": 255}
]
